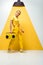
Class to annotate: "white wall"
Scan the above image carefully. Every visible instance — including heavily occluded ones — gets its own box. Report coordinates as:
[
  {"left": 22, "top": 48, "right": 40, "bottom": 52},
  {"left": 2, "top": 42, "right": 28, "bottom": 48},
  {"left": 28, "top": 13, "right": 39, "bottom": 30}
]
[{"left": 0, "top": 0, "right": 43, "bottom": 46}]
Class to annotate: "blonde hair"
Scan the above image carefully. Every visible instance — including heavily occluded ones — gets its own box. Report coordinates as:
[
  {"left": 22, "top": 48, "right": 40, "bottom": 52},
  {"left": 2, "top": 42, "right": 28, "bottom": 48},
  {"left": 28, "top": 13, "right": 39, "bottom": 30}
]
[{"left": 16, "top": 10, "right": 21, "bottom": 14}]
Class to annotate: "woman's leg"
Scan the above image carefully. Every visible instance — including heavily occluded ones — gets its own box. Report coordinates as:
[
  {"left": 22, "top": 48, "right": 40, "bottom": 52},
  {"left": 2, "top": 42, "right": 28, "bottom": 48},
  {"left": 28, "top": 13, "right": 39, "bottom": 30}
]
[{"left": 19, "top": 34, "right": 23, "bottom": 52}]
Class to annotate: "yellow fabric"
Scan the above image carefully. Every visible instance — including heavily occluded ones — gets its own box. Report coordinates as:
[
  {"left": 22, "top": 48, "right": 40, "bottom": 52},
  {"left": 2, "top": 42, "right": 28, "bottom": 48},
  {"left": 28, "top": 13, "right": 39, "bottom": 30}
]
[
  {"left": 8, "top": 16, "right": 23, "bottom": 50},
  {"left": 19, "top": 34, "right": 23, "bottom": 50},
  {"left": 13, "top": 16, "right": 19, "bottom": 34}
]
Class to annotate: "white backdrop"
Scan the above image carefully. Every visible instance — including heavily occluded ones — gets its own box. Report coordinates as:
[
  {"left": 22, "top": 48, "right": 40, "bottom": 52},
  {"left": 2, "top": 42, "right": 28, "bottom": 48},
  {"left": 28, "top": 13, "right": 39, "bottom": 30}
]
[
  {"left": 0, "top": 51, "right": 43, "bottom": 65},
  {"left": 0, "top": 0, "right": 43, "bottom": 46}
]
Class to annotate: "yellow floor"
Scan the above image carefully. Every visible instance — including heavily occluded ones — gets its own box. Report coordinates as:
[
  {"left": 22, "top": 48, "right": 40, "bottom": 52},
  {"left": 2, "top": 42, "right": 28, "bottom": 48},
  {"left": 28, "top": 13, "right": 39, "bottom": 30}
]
[{"left": 0, "top": 6, "right": 43, "bottom": 50}]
